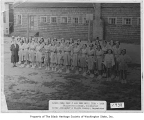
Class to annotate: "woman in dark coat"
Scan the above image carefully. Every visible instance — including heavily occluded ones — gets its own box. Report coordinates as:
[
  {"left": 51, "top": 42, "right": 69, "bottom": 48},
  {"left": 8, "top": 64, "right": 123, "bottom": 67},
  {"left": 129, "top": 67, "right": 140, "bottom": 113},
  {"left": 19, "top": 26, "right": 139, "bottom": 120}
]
[{"left": 10, "top": 39, "right": 19, "bottom": 67}]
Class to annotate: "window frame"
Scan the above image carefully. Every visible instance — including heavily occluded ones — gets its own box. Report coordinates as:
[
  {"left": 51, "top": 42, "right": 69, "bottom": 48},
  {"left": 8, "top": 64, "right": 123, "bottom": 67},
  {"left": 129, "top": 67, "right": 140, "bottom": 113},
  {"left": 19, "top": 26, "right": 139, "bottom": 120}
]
[
  {"left": 108, "top": 17, "right": 117, "bottom": 25},
  {"left": 50, "top": 16, "right": 57, "bottom": 24},
  {"left": 122, "top": 17, "right": 132, "bottom": 25},
  {"left": 3, "top": 11, "right": 6, "bottom": 23},
  {"left": 61, "top": 16, "right": 68, "bottom": 24},
  {"left": 73, "top": 17, "right": 79, "bottom": 24},
  {"left": 40, "top": 16, "right": 47, "bottom": 23},
  {"left": 17, "top": 14, "right": 22, "bottom": 25}
]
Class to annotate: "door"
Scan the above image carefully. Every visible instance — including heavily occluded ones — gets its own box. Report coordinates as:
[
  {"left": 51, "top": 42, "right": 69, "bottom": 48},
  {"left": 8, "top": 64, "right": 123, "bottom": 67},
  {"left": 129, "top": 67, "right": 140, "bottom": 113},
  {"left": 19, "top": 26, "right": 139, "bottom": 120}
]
[{"left": 29, "top": 15, "right": 38, "bottom": 31}]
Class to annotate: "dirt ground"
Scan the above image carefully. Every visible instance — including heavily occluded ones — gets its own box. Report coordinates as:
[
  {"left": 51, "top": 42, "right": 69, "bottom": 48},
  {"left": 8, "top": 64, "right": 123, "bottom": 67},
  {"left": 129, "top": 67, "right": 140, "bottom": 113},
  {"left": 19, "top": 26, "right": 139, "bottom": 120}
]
[{"left": 3, "top": 37, "right": 141, "bottom": 110}]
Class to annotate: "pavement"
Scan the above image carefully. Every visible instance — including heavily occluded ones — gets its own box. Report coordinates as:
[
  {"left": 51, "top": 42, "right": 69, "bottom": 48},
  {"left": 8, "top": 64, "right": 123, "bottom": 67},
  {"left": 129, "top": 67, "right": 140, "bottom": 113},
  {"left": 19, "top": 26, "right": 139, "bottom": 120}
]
[{"left": 3, "top": 37, "right": 141, "bottom": 111}]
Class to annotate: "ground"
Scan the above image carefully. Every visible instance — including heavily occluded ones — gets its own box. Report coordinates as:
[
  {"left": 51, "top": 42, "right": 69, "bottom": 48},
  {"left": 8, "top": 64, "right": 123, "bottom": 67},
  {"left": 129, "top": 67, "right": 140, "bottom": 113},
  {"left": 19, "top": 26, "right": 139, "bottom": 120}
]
[{"left": 3, "top": 37, "right": 141, "bottom": 110}]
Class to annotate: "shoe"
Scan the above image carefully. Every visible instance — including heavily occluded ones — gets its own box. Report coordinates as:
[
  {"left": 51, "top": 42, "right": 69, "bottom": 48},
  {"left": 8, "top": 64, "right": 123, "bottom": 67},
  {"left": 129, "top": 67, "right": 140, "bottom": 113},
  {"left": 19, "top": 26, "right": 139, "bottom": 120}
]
[
  {"left": 97, "top": 75, "right": 102, "bottom": 80},
  {"left": 39, "top": 66, "right": 42, "bottom": 69},
  {"left": 90, "top": 74, "right": 94, "bottom": 78},
  {"left": 26, "top": 65, "right": 30, "bottom": 68},
  {"left": 18, "top": 62, "right": 21, "bottom": 64},
  {"left": 75, "top": 70, "right": 79, "bottom": 75},
  {"left": 21, "top": 64, "right": 24, "bottom": 67},
  {"left": 45, "top": 67, "right": 48, "bottom": 70},
  {"left": 82, "top": 72, "right": 86, "bottom": 76},
  {"left": 13, "top": 65, "right": 17, "bottom": 67},
  {"left": 115, "top": 76, "right": 119, "bottom": 81}
]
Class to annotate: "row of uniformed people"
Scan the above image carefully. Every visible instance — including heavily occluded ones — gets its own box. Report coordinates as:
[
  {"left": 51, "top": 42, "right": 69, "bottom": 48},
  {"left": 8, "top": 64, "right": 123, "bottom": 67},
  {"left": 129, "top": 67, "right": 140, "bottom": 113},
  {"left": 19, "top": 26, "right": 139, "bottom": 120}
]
[{"left": 15, "top": 36, "right": 131, "bottom": 83}]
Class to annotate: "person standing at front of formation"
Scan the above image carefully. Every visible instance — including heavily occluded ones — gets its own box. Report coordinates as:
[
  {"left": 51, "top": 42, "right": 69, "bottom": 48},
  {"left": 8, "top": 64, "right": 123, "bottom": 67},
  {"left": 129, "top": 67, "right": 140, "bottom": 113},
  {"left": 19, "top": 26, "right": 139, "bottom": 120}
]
[
  {"left": 50, "top": 40, "right": 57, "bottom": 71},
  {"left": 77, "top": 39, "right": 82, "bottom": 72},
  {"left": 18, "top": 38, "right": 24, "bottom": 66},
  {"left": 35, "top": 39, "right": 44, "bottom": 68},
  {"left": 95, "top": 45, "right": 103, "bottom": 80},
  {"left": 72, "top": 43, "right": 80, "bottom": 74},
  {"left": 101, "top": 40, "right": 108, "bottom": 77},
  {"left": 103, "top": 49, "right": 115, "bottom": 81},
  {"left": 87, "top": 43, "right": 95, "bottom": 78},
  {"left": 117, "top": 49, "right": 132, "bottom": 83},
  {"left": 69, "top": 38, "right": 74, "bottom": 70},
  {"left": 23, "top": 38, "right": 30, "bottom": 68},
  {"left": 29, "top": 38, "right": 36, "bottom": 68},
  {"left": 113, "top": 41, "right": 121, "bottom": 81},
  {"left": 106, "top": 40, "right": 115, "bottom": 79},
  {"left": 10, "top": 38, "right": 19, "bottom": 67},
  {"left": 63, "top": 41, "right": 71, "bottom": 73},
  {"left": 44, "top": 38, "right": 51, "bottom": 71},
  {"left": 80, "top": 44, "right": 88, "bottom": 76},
  {"left": 60, "top": 38, "right": 65, "bottom": 70},
  {"left": 56, "top": 41, "right": 63, "bottom": 73}
]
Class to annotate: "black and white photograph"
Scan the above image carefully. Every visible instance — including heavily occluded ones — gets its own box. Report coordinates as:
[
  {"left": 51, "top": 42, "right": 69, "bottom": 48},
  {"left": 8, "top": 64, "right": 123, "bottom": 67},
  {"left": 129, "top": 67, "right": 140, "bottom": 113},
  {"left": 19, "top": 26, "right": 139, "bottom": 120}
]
[{"left": 1, "top": 0, "right": 143, "bottom": 113}]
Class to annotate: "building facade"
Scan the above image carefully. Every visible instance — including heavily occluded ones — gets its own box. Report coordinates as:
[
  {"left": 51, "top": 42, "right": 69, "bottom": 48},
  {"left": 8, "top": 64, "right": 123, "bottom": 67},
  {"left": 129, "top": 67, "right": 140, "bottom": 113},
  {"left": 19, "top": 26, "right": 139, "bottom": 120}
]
[
  {"left": 3, "top": 2, "right": 14, "bottom": 35},
  {"left": 13, "top": 3, "right": 140, "bottom": 42}
]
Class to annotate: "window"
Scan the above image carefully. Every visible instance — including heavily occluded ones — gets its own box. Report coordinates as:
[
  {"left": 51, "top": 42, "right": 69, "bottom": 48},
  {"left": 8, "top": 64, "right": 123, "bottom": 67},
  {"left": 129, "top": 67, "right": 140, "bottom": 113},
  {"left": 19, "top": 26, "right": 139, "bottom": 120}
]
[
  {"left": 40, "top": 16, "right": 47, "bottom": 23},
  {"left": 3, "top": 11, "right": 6, "bottom": 23},
  {"left": 29, "top": 15, "right": 36, "bottom": 30},
  {"left": 51, "top": 17, "right": 57, "bottom": 23},
  {"left": 17, "top": 14, "right": 22, "bottom": 25},
  {"left": 83, "top": 17, "right": 89, "bottom": 24},
  {"left": 61, "top": 17, "right": 68, "bottom": 23},
  {"left": 73, "top": 17, "right": 79, "bottom": 24},
  {"left": 137, "top": 17, "right": 140, "bottom": 25},
  {"left": 108, "top": 17, "right": 117, "bottom": 24},
  {"left": 123, "top": 17, "right": 132, "bottom": 25}
]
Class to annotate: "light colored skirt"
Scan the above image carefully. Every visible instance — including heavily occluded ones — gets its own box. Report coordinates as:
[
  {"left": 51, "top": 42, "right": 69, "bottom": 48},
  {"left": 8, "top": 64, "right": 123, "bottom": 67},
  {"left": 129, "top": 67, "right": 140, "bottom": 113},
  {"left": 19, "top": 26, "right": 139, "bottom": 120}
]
[
  {"left": 105, "top": 61, "right": 112, "bottom": 68},
  {"left": 63, "top": 52, "right": 71, "bottom": 66},
  {"left": 30, "top": 50, "right": 36, "bottom": 62},
  {"left": 18, "top": 50, "right": 24, "bottom": 62},
  {"left": 80, "top": 55, "right": 87, "bottom": 68},
  {"left": 57, "top": 53, "right": 63, "bottom": 65},
  {"left": 50, "top": 52, "right": 57, "bottom": 63},
  {"left": 24, "top": 50, "right": 29, "bottom": 61},
  {"left": 72, "top": 53, "right": 78, "bottom": 67},
  {"left": 36, "top": 51, "right": 42, "bottom": 62},
  {"left": 88, "top": 56, "right": 94, "bottom": 70},
  {"left": 44, "top": 52, "right": 50, "bottom": 64}
]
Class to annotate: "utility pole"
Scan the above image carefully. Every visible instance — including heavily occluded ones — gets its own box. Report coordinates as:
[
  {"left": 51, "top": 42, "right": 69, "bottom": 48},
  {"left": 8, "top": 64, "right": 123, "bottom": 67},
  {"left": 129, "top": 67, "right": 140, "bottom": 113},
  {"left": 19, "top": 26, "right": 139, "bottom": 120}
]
[
  {"left": 88, "top": 20, "right": 91, "bottom": 43},
  {"left": 27, "top": 14, "right": 29, "bottom": 39},
  {"left": 86, "top": 14, "right": 93, "bottom": 43}
]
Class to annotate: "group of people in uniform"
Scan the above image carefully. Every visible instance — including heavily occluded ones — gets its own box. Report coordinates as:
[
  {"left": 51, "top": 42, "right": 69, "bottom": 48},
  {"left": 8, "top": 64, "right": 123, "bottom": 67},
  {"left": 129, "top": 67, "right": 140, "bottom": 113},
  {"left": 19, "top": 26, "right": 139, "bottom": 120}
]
[{"left": 10, "top": 36, "right": 132, "bottom": 83}]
